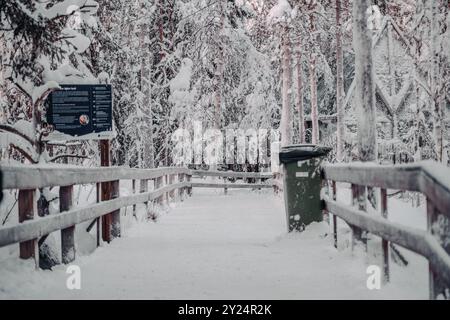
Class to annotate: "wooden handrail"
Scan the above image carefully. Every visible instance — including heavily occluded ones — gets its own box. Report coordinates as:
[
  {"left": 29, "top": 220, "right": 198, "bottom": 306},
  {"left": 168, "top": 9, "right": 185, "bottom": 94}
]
[
  {"left": 192, "top": 170, "right": 274, "bottom": 179},
  {"left": 0, "top": 181, "right": 190, "bottom": 248},
  {"left": 322, "top": 160, "right": 450, "bottom": 299},
  {"left": 191, "top": 170, "right": 277, "bottom": 193},
  {"left": 0, "top": 164, "right": 283, "bottom": 270},
  {"left": 2, "top": 165, "right": 191, "bottom": 189},
  {"left": 190, "top": 182, "right": 272, "bottom": 189},
  {"left": 322, "top": 161, "right": 450, "bottom": 216},
  {"left": 0, "top": 164, "right": 193, "bottom": 267},
  {"left": 323, "top": 196, "right": 450, "bottom": 286}
]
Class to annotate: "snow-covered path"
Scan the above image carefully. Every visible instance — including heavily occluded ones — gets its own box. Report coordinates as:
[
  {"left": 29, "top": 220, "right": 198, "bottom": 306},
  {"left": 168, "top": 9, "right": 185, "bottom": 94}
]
[{"left": 0, "top": 189, "right": 426, "bottom": 299}]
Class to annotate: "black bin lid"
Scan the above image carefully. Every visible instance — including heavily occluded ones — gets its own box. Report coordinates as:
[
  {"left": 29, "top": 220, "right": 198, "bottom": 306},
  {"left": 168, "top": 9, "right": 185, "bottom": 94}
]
[{"left": 279, "top": 144, "right": 332, "bottom": 164}]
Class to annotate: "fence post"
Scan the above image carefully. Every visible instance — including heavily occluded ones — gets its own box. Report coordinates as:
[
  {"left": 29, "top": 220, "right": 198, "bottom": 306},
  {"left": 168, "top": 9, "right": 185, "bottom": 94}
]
[
  {"left": 187, "top": 174, "right": 192, "bottom": 196},
  {"left": 350, "top": 184, "right": 367, "bottom": 250},
  {"left": 111, "top": 180, "right": 121, "bottom": 238},
  {"left": 178, "top": 173, "right": 184, "bottom": 201},
  {"left": 332, "top": 181, "right": 337, "bottom": 249},
  {"left": 100, "top": 139, "right": 112, "bottom": 243},
  {"left": 380, "top": 188, "right": 389, "bottom": 283},
  {"left": 132, "top": 179, "right": 137, "bottom": 218},
  {"left": 140, "top": 179, "right": 149, "bottom": 216},
  {"left": 169, "top": 174, "right": 175, "bottom": 200},
  {"left": 101, "top": 181, "right": 112, "bottom": 243},
  {"left": 156, "top": 176, "right": 164, "bottom": 205},
  {"left": 273, "top": 173, "right": 278, "bottom": 194},
  {"left": 165, "top": 174, "right": 169, "bottom": 204},
  {"left": 426, "top": 198, "right": 443, "bottom": 300},
  {"left": 96, "top": 182, "right": 101, "bottom": 247},
  {"left": 60, "top": 185, "right": 75, "bottom": 264},
  {"left": 224, "top": 177, "right": 228, "bottom": 195},
  {"left": 149, "top": 178, "right": 160, "bottom": 220},
  {"left": 18, "top": 189, "right": 38, "bottom": 267}
]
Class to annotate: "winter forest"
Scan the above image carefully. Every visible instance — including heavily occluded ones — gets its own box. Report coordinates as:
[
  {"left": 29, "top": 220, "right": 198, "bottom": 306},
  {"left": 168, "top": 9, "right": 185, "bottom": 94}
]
[
  {"left": 0, "top": 0, "right": 449, "bottom": 301},
  {"left": 1, "top": 0, "right": 449, "bottom": 169}
]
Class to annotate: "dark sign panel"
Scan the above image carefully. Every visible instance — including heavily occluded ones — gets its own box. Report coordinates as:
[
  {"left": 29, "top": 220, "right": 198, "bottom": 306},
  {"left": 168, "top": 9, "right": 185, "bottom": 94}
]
[{"left": 47, "top": 84, "right": 113, "bottom": 140}]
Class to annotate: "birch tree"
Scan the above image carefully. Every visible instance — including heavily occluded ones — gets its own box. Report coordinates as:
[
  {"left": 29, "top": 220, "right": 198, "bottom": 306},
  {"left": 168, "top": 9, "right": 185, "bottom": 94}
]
[
  {"left": 213, "top": 1, "right": 225, "bottom": 129},
  {"left": 140, "top": 0, "right": 155, "bottom": 168},
  {"left": 269, "top": 0, "right": 293, "bottom": 147},
  {"left": 353, "top": 0, "right": 377, "bottom": 161},
  {"left": 281, "top": 24, "right": 293, "bottom": 147},
  {"left": 335, "top": 0, "right": 345, "bottom": 161},
  {"left": 429, "top": 0, "right": 444, "bottom": 162},
  {"left": 308, "top": 0, "right": 319, "bottom": 145},
  {"left": 295, "top": 36, "right": 305, "bottom": 144},
  {"left": 291, "top": 2, "right": 306, "bottom": 144}
]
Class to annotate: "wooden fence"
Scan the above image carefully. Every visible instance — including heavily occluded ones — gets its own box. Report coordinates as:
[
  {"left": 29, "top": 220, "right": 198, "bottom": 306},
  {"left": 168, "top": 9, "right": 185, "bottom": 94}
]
[
  {"left": 1, "top": 165, "right": 192, "bottom": 267},
  {"left": 0, "top": 165, "right": 277, "bottom": 268},
  {"left": 321, "top": 161, "right": 450, "bottom": 299},
  {"left": 191, "top": 170, "right": 275, "bottom": 194},
  {"left": 1, "top": 161, "right": 448, "bottom": 299}
]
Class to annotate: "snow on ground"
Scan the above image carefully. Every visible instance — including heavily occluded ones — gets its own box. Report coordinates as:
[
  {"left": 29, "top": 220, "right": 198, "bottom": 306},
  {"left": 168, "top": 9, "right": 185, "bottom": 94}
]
[{"left": 0, "top": 188, "right": 427, "bottom": 299}]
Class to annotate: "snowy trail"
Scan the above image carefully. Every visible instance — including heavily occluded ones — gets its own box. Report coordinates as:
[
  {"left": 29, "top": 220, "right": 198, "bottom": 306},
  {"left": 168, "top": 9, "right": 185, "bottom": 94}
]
[{"left": 0, "top": 189, "right": 426, "bottom": 299}]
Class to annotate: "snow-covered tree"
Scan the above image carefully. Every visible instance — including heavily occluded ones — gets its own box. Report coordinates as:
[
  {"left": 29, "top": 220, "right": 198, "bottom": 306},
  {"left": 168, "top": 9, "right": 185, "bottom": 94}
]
[{"left": 353, "top": 0, "right": 377, "bottom": 161}]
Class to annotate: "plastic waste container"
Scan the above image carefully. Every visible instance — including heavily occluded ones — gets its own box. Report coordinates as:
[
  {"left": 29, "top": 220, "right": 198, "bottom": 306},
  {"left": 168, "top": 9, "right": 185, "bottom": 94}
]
[{"left": 279, "top": 144, "right": 331, "bottom": 232}]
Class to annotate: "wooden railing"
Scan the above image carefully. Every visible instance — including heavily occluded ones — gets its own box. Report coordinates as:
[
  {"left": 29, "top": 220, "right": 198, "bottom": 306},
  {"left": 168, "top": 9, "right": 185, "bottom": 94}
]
[
  {"left": 0, "top": 164, "right": 192, "bottom": 267},
  {"left": 191, "top": 170, "right": 275, "bottom": 194},
  {"left": 321, "top": 161, "right": 450, "bottom": 299},
  {"left": 0, "top": 165, "right": 279, "bottom": 268}
]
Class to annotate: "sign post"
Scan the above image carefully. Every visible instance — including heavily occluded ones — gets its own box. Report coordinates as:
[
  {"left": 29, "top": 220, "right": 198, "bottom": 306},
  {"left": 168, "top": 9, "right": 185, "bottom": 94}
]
[
  {"left": 99, "top": 139, "right": 112, "bottom": 242},
  {"left": 47, "top": 84, "right": 116, "bottom": 242}
]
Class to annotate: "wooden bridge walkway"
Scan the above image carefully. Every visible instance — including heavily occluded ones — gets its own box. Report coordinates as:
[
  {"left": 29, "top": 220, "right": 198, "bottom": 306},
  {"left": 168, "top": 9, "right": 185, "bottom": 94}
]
[
  {"left": 0, "top": 162, "right": 448, "bottom": 299},
  {"left": 0, "top": 188, "right": 425, "bottom": 299}
]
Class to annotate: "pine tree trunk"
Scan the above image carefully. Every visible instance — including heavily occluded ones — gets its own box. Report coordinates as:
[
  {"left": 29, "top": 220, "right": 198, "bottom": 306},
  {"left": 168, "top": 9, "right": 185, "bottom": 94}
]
[
  {"left": 280, "top": 25, "right": 292, "bottom": 147},
  {"left": 353, "top": 0, "right": 377, "bottom": 162},
  {"left": 140, "top": 0, "right": 154, "bottom": 168},
  {"left": 309, "top": 12, "right": 319, "bottom": 145},
  {"left": 309, "top": 54, "right": 319, "bottom": 144},
  {"left": 335, "top": 0, "right": 345, "bottom": 161},
  {"left": 159, "top": 0, "right": 165, "bottom": 62},
  {"left": 213, "top": 2, "right": 225, "bottom": 130},
  {"left": 430, "top": 0, "right": 443, "bottom": 162},
  {"left": 295, "top": 42, "right": 305, "bottom": 143}
]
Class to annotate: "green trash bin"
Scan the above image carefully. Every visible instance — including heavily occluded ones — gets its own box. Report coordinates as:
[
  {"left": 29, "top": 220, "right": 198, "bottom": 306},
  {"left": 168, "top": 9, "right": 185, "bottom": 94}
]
[{"left": 279, "top": 144, "right": 332, "bottom": 232}]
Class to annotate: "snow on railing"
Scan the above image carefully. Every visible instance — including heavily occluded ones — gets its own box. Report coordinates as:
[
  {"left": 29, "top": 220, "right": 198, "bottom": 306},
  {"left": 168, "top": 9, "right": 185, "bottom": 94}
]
[
  {"left": 0, "top": 166, "right": 281, "bottom": 269},
  {"left": 321, "top": 161, "right": 450, "bottom": 300},
  {"left": 0, "top": 165, "right": 193, "bottom": 267},
  {"left": 191, "top": 170, "right": 275, "bottom": 194}
]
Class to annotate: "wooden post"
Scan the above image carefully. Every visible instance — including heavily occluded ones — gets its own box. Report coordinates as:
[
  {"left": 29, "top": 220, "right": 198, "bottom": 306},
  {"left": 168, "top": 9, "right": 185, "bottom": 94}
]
[
  {"left": 426, "top": 198, "right": 440, "bottom": 299},
  {"left": 96, "top": 182, "right": 101, "bottom": 247},
  {"left": 18, "top": 189, "right": 37, "bottom": 264},
  {"left": 60, "top": 185, "right": 75, "bottom": 264},
  {"left": 132, "top": 179, "right": 137, "bottom": 218},
  {"left": 273, "top": 173, "right": 279, "bottom": 194},
  {"left": 169, "top": 174, "right": 175, "bottom": 200},
  {"left": 99, "top": 140, "right": 112, "bottom": 243},
  {"left": 350, "top": 184, "right": 366, "bottom": 250},
  {"left": 187, "top": 174, "right": 192, "bottom": 196},
  {"left": 183, "top": 173, "right": 189, "bottom": 197},
  {"left": 140, "top": 179, "right": 149, "bottom": 213},
  {"left": 224, "top": 177, "right": 228, "bottom": 195},
  {"left": 178, "top": 173, "right": 184, "bottom": 201},
  {"left": 149, "top": 179, "right": 158, "bottom": 220},
  {"left": 380, "top": 188, "right": 389, "bottom": 283},
  {"left": 111, "top": 180, "right": 120, "bottom": 238},
  {"left": 332, "top": 181, "right": 337, "bottom": 249},
  {"left": 156, "top": 176, "right": 163, "bottom": 205},
  {"left": 165, "top": 174, "right": 169, "bottom": 203}
]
